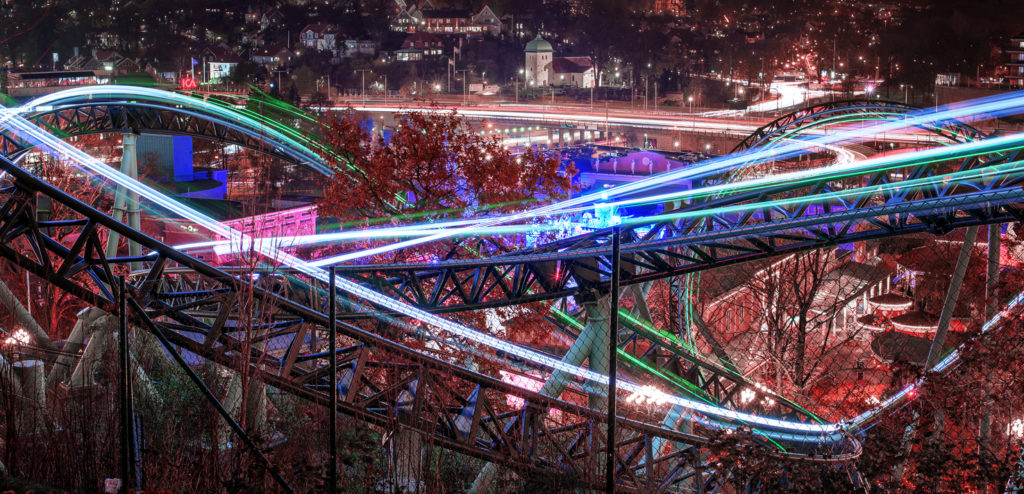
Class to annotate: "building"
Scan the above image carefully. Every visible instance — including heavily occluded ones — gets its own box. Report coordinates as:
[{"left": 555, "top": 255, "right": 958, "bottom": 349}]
[
  {"left": 470, "top": 5, "right": 502, "bottom": 36},
  {"left": 392, "top": 6, "right": 423, "bottom": 33},
  {"left": 2, "top": 70, "right": 108, "bottom": 98},
  {"left": 395, "top": 48, "right": 423, "bottom": 62},
  {"left": 551, "top": 57, "right": 595, "bottom": 88},
  {"left": 402, "top": 32, "right": 443, "bottom": 57},
  {"left": 524, "top": 35, "right": 594, "bottom": 88},
  {"left": 252, "top": 44, "right": 294, "bottom": 68},
  {"left": 342, "top": 39, "right": 377, "bottom": 58},
  {"left": 391, "top": 4, "right": 501, "bottom": 36},
  {"left": 644, "top": 0, "right": 686, "bottom": 16},
  {"left": 300, "top": 23, "right": 340, "bottom": 52},
  {"left": 145, "top": 60, "right": 179, "bottom": 83},
  {"left": 524, "top": 35, "right": 553, "bottom": 87},
  {"left": 241, "top": 30, "right": 263, "bottom": 48},
  {"left": 1006, "top": 32, "right": 1024, "bottom": 87},
  {"left": 422, "top": 9, "right": 475, "bottom": 34},
  {"left": 65, "top": 50, "right": 140, "bottom": 75},
  {"left": 201, "top": 45, "right": 239, "bottom": 82},
  {"left": 259, "top": 8, "right": 284, "bottom": 31}
]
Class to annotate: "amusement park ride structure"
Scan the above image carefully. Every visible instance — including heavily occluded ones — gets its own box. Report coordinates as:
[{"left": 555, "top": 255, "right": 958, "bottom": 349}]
[{"left": 1, "top": 87, "right": 1024, "bottom": 491}]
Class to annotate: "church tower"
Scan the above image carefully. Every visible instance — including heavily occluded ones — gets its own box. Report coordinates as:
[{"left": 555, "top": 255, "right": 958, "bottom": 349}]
[{"left": 524, "top": 34, "right": 552, "bottom": 87}]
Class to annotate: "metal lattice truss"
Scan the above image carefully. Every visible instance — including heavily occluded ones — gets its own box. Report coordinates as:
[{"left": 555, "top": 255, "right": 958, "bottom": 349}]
[
  {"left": 0, "top": 154, "right": 859, "bottom": 492},
  {"left": 329, "top": 146, "right": 1024, "bottom": 316},
  {"left": 0, "top": 95, "right": 1016, "bottom": 488},
  {"left": 1, "top": 101, "right": 322, "bottom": 168}
]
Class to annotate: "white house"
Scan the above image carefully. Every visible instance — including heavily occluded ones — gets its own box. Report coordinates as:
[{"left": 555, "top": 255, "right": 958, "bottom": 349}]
[
  {"left": 552, "top": 57, "right": 595, "bottom": 88},
  {"left": 300, "top": 24, "right": 340, "bottom": 52}
]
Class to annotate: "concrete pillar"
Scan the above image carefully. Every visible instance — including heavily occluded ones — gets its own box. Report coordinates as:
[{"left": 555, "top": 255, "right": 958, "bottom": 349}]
[
  {"left": 391, "top": 426, "right": 424, "bottom": 492},
  {"left": 48, "top": 307, "right": 102, "bottom": 385},
  {"left": 0, "top": 278, "right": 52, "bottom": 350},
  {"left": 0, "top": 352, "right": 21, "bottom": 399},
  {"left": 106, "top": 133, "right": 142, "bottom": 271},
  {"left": 470, "top": 299, "right": 609, "bottom": 494},
  {"left": 588, "top": 302, "right": 612, "bottom": 411},
  {"left": 221, "top": 373, "right": 268, "bottom": 447},
  {"left": 14, "top": 360, "right": 45, "bottom": 406},
  {"left": 926, "top": 225, "right": 978, "bottom": 369},
  {"left": 13, "top": 359, "right": 45, "bottom": 431},
  {"left": 69, "top": 315, "right": 116, "bottom": 387}
]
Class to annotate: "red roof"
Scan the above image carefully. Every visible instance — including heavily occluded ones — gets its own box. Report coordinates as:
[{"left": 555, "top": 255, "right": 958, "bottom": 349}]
[
  {"left": 302, "top": 23, "right": 337, "bottom": 35},
  {"left": 205, "top": 45, "right": 240, "bottom": 63},
  {"left": 254, "top": 44, "right": 291, "bottom": 57},
  {"left": 551, "top": 57, "right": 593, "bottom": 74},
  {"left": 402, "top": 32, "right": 442, "bottom": 49},
  {"left": 94, "top": 51, "right": 120, "bottom": 62}
]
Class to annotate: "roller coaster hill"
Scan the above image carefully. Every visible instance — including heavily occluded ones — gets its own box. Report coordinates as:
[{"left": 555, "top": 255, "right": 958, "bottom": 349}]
[{"left": 0, "top": 85, "right": 1023, "bottom": 492}]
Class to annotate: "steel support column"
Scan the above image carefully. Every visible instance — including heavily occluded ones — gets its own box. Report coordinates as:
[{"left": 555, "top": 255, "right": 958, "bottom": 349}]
[
  {"left": 118, "top": 277, "right": 135, "bottom": 493},
  {"left": 329, "top": 267, "right": 338, "bottom": 494},
  {"left": 606, "top": 226, "right": 621, "bottom": 492},
  {"left": 125, "top": 296, "right": 295, "bottom": 494},
  {"left": 926, "top": 225, "right": 979, "bottom": 368}
]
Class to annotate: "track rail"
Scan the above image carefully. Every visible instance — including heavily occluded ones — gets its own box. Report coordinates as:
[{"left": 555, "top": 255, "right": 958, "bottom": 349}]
[{"left": 0, "top": 154, "right": 864, "bottom": 491}]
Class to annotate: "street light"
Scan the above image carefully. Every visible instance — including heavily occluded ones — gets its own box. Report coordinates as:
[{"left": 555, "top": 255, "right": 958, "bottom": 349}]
[
  {"left": 455, "top": 69, "right": 469, "bottom": 105},
  {"left": 516, "top": 68, "right": 524, "bottom": 104},
  {"left": 354, "top": 69, "right": 371, "bottom": 105}
]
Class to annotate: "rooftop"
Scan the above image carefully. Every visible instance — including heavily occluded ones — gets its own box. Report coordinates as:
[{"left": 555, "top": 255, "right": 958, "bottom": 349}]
[{"left": 525, "top": 34, "right": 553, "bottom": 53}]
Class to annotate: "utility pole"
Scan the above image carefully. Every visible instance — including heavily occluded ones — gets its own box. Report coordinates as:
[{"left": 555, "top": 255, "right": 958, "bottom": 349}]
[
  {"left": 517, "top": 68, "right": 524, "bottom": 105},
  {"left": 590, "top": 80, "right": 594, "bottom": 112},
  {"left": 455, "top": 69, "right": 469, "bottom": 106},
  {"left": 605, "top": 102, "right": 610, "bottom": 143},
  {"left": 354, "top": 69, "right": 371, "bottom": 106}
]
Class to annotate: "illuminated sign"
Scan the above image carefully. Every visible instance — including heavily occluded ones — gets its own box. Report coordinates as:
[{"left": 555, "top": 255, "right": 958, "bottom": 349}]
[{"left": 179, "top": 76, "right": 198, "bottom": 91}]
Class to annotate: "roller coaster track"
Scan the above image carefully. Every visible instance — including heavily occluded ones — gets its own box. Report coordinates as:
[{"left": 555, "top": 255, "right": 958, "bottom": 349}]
[
  {"left": 2, "top": 89, "right": 1023, "bottom": 490},
  {"left": 730, "top": 100, "right": 988, "bottom": 153},
  {"left": 4, "top": 87, "right": 328, "bottom": 173},
  {"left": 322, "top": 126, "right": 1022, "bottom": 318},
  {"left": 0, "top": 153, "right": 792, "bottom": 492}
]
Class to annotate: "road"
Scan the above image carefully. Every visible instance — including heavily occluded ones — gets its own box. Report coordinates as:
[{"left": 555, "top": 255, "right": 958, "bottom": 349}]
[{"left": 336, "top": 100, "right": 948, "bottom": 147}]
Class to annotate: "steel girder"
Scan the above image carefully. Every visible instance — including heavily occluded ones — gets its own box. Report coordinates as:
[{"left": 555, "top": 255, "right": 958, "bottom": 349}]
[
  {"left": 325, "top": 144, "right": 1024, "bottom": 317},
  {"left": 1, "top": 101, "right": 320, "bottom": 168},
  {"left": 0, "top": 154, "right": 858, "bottom": 491},
  {"left": 730, "top": 100, "right": 987, "bottom": 154}
]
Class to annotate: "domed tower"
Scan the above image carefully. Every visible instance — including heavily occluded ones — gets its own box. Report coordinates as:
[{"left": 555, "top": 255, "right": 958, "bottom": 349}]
[{"left": 524, "top": 34, "right": 552, "bottom": 87}]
